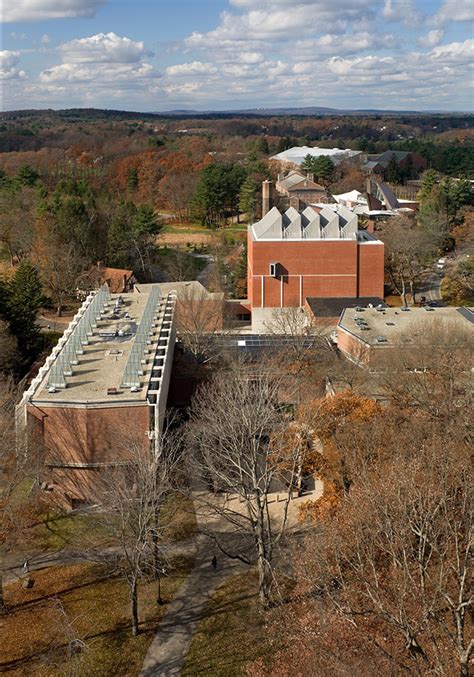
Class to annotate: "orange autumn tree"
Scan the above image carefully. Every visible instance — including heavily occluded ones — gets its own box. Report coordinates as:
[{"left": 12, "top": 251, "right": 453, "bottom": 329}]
[
  {"left": 297, "top": 391, "right": 381, "bottom": 522},
  {"left": 269, "top": 420, "right": 321, "bottom": 498},
  {"left": 115, "top": 149, "right": 212, "bottom": 210}
]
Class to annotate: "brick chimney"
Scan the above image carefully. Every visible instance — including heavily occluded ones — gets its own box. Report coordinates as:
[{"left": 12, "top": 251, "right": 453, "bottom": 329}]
[
  {"left": 262, "top": 180, "right": 273, "bottom": 216},
  {"left": 306, "top": 172, "right": 314, "bottom": 182}
]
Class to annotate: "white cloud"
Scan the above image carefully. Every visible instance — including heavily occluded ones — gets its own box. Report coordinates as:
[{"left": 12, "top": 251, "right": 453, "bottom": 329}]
[
  {"left": 4, "top": 1, "right": 473, "bottom": 112},
  {"left": 185, "top": 0, "right": 377, "bottom": 48},
  {"left": 3, "top": 0, "right": 106, "bottom": 23},
  {"left": 41, "top": 34, "right": 51, "bottom": 45},
  {"left": 434, "top": 0, "right": 474, "bottom": 24},
  {"left": 165, "top": 62, "right": 218, "bottom": 77},
  {"left": 10, "top": 32, "right": 28, "bottom": 40},
  {"left": 58, "top": 33, "right": 152, "bottom": 64},
  {"left": 40, "top": 62, "right": 153, "bottom": 84},
  {"left": 418, "top": 30, "right": 444, "bottom": 48},
  {"left": 327, "top": 54, "right": 396, "bottom": 77},
  {"left": 429, "top": 39, "right": 474, "bottom": 63},
  {"left": 382, "top": 0, "right": 423, "bottom": 26},
  {"left": 37, "top": 32, "right": 158, "bottom": 98},
  {"left": 0, "top": 51, "right": 27, "bottom": 80}
]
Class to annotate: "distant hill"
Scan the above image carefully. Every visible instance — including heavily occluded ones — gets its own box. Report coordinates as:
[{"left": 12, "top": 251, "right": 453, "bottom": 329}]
[
  {"left": 3, "top": 106, "right": 468, "bottom": 121},
  {"left": 157, "top": 106, "right": 457, "bottom": 116}
]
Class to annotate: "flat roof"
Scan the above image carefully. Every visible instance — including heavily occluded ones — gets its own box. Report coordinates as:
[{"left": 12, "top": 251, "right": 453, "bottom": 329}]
[
  {"left": 307, "top": 297, "right": 385, "bottom": 318},
  {"left": 338, "top": 306, "right": 474, "bottom": 347},
  {"left": 28, "top": 287, "right": 175, "bottom": 406},
  {"left": 271, "top": 146, "right": 362, "bottom": 165}
]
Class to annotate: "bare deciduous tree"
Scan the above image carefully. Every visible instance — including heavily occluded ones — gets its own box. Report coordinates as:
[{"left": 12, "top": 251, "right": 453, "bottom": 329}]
[
  {"left": 186, "top": 365, "right": 301, "bottom": 606},
  {"left": 175, "top": 284, "right": 227, "bottom": 366},
  {"left": 90, "top": 432, "right": 180, "bottom": 636},
  {"left": 253, "top": 409, "right": 472, "bottom": 676},
  {"left": 305, "top": 435, "right": 472, "bottom": 675},
  {"left": 380, "top": 218, "right": 434, "bottom": 306}
]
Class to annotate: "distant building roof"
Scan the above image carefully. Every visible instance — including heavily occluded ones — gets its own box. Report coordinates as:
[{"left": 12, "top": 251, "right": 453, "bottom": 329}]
[
  {"left": 364, "top": 150, "right": 414, "bottom": 171},
  {"left": 333, "top": 189, "right": 367, "bottom": 205},
  {"left": 363, "top": 161, "right": 384, "bottom": 171},
  {"left": 277, "top": 170, "right": 325, "bottom": 193},
  {"left": 98, "top": 266, "right": 136, "bottom": 294},
  {"left": 271, "top": 146, "right": 362, "bottom": 166},
  {"left": 367, "top": 180, "right": 400, "bottom": 210},
  {"left": 369, "top": 150, "right": 410, "bottom": 164}
]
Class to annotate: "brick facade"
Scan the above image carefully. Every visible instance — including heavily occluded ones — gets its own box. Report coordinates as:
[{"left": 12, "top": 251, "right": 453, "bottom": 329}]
[
  {"left": 248, "top": 233, "right": 384, "bottom": 308},
  {"left": 27, "top": 402, "right": 150, "bottom": 506}
]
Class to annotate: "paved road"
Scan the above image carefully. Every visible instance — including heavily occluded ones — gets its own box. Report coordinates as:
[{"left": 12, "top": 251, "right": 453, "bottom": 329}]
[
  {"left": 140, "top": 534, "right": 246, "bottom": 677},
  {"left": 417, "top": 269, "right": 443, "bottom": 303}
]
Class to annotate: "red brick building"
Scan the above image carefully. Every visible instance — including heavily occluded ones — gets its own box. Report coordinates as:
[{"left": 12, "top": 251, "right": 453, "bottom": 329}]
[
  {"left": 17, "top": 284, "right": 177, "bottom": 507},
  {"left": 247, "top": 205, "right": 384, "bottom": 310}
]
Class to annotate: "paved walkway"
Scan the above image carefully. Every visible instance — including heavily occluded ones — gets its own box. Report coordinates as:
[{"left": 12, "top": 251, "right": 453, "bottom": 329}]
[{"left": 140, "top": 534, "right": 245, "bottom": 677}]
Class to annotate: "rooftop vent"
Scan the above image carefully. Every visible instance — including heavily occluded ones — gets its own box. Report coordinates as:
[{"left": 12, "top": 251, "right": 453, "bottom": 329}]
[
  {"left": 130, "top": 386, "right": 140, "bottom": 393},
  {"left": 107, "top": 387, "right": 118, "bottom": 395},
  {"left": 376, "top": 335, "right": 388, "bottom": 343},
  {"left": 425, "top": 306, "right": 435, "bottom": 311},
  {"left": 401, "top": 307, "right": 410, "bottom": 312},
  {"left": 385, "top": 321, "right": 395, "bottom": 326}
]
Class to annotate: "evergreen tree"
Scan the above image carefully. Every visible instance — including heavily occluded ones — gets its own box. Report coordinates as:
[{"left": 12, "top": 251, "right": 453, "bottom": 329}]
[
  {"left": 254, "top": 138, "right": 269, "bottom": 155},
  {"left": 300, "top": 155, "right": 335, "bottom": 185},
  {"left": 134, "top": 204, "right": 161, "bottom": 237},
  {"left": 192, "top": 163, "right": 246, "bottom": 227},
  {"left": 107, "top": 201, "right": 137, "bottom": 268},
  {"left": 276, "top": 137, "right": 293, "bottom": 153},
  {"left": 385, "top": 154, "right": 402, "bottom": 184},
  {"left": 239, "top": 176, "right": 259, "bottom": 221},
  {"left": 6, "top": 261, "right": 43, "bottom": 358},
  {"left": 16, "top": 164, "right": 39, "bottom": 187},
  {"left": 418, "top": 169, "right": 440, "bottom": 203},
  {"left": 127, "top": 167, "right": 139, "bottom": 191}
]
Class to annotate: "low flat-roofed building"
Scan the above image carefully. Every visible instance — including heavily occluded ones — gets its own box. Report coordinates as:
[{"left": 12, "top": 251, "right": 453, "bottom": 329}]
[
  {"left": 337, "top": 305, "right": 474, "bottom": 366},
  {"left": 271, "top": 146, "right": 363, "bottom": 167},
  {"left": 17, "top": 283, "right": 177, "bottom": 507}
]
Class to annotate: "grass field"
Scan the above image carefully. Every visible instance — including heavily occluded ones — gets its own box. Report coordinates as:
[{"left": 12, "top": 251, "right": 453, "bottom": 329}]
[
  {"left": 1, "top": 557, "right": 193, "bottom": 676},
  {"left": 181, "top": 572, "right": 267, "bottom": 676}
]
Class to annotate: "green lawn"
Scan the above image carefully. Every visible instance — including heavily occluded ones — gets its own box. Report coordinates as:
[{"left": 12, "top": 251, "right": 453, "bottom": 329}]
[
  {"left": 24, "top": 492, "right": 198, "bottom": 554},
  {"left": 26, "top": 510, "right": 113, "bottom": 552}
]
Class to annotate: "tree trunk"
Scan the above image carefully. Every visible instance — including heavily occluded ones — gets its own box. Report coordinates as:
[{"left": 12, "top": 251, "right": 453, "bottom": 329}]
[
  {"left": 254, "top": 500, "right": 272, "bottom": 606},
  {"left": 130, "top": 578, "right": 139, "bottom": 636},
  {"left": 256, "top": 552, "right": 272, "bottom": 607},
  {"left": 0, "top": 560, "right": 6, "bottom": 615},
  {"left": 400, "top": 276, "right": 407, "bottom": 307}
]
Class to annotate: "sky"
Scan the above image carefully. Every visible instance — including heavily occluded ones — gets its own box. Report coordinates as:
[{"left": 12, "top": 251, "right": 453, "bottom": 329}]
[{"left": 1, "top": 0, "right": 474, "bottom": 112}]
